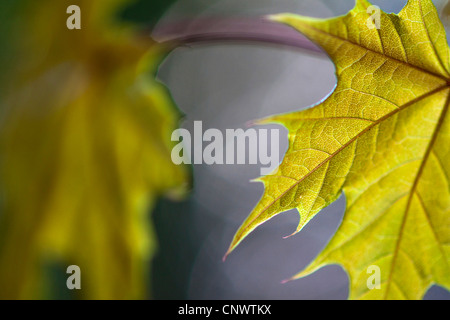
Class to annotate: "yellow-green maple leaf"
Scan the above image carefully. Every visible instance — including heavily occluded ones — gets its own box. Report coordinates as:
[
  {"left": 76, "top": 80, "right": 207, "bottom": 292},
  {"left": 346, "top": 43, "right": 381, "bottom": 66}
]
[
  {"left": 0, "top": 0, "right": 187, "bottom": 299},
  {"left": 227, "top": 0, "right": 450, "bottom": 300}
]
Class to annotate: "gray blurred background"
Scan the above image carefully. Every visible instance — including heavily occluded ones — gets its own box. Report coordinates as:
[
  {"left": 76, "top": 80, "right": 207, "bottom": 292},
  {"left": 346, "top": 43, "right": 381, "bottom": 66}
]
[{"left": 147, "top": 0, "right": 450, "bottom": 299}]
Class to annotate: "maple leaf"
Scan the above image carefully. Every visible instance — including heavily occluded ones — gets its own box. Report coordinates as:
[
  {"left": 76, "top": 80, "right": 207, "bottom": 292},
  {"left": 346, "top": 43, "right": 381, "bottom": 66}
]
[
  {"left": 0, "top": 0, "right": 187, "bottom": 299},
  {"left": 226, "top": 0, "right": 450, "bottom": 299}
]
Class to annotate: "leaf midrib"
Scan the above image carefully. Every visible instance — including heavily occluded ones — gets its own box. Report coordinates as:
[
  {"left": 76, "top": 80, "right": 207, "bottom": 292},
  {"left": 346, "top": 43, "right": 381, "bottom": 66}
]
[
  {"left": 383, "top": 89, "right": 450, "bottom": 299},
  {"left": 231, "top": 84, "right": 450, "bottom": 250},
  {"left": 297, "top": 17, "right": 450, "bottom": 82}
]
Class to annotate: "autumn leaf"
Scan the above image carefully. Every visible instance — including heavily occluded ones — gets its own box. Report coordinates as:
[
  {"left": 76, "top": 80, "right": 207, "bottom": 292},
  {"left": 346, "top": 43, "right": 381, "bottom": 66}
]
[
  {"left": 0, "top": 0, "right": 187, "bottom": 299},
  {"left": 226, "top": 0, "right": 450, "bottom": 300}
]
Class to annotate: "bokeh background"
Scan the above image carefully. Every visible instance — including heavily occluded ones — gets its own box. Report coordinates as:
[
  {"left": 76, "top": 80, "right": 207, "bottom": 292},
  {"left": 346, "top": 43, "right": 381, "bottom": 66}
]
[{"left": 147, "top": 0, "right": 450, "bottom": 299}]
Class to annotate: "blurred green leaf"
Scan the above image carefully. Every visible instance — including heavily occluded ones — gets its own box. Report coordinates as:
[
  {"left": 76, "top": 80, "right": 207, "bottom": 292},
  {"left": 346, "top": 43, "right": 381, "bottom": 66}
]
[{"left": 0, "top": 0, "right": 187, "bottom": 299}]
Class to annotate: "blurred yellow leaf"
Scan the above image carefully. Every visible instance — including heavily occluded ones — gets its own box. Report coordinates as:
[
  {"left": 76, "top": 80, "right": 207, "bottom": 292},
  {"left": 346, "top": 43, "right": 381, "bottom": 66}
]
[
  {"left": 0, "top": 0, "right": 187, "bottom": 299},
  {"left": 227, "top": 0, "right": 450, "bottom": 299}
]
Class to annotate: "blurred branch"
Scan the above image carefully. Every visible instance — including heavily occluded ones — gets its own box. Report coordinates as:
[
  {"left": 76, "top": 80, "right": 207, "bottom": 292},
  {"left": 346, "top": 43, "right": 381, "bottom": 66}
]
[{"left": 152, "top": 17, "right": 325, "bottom": 55}]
